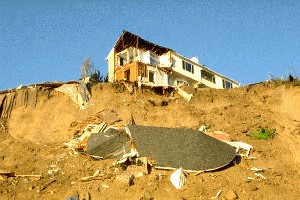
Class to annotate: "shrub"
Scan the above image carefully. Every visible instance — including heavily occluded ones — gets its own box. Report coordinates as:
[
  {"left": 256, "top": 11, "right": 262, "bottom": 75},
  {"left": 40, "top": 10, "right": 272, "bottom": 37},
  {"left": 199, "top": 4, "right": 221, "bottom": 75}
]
[{"left": 249, "top": 128, "right": 276, "bottom": 140}]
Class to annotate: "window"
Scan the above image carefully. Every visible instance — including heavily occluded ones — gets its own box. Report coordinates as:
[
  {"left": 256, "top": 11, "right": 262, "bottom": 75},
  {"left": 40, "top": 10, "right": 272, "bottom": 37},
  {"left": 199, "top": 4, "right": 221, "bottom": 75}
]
[
  {"left": 222, "top": 80, "right": 232, "bottom": 89},
  {"left": 125, "top": 70, "right": 130, "bottom": 81},
  {"left": 201, "top": 70, "right": 216, "bottom": 83},
  {"left": 117, "top": 52, "right": 127, "bottom": 67},
  {"left": 150, "top": 52, "right": 159, "bottom": 66},
  {"left": 149, "top": 71, "right": 155, "bottom": 82},
  {"left": 120, "top": 57, "right": 124, "bottom": 66},
  {"left": 182, "top": 60, "right": 194, "bottom": 73}
]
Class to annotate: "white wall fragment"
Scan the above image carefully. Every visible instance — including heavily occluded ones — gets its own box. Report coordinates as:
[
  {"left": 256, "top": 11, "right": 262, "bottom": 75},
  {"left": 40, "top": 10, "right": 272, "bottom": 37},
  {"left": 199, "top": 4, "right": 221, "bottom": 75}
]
[{"left": 170, "top": 168, "right": 186, "bottom": 189}]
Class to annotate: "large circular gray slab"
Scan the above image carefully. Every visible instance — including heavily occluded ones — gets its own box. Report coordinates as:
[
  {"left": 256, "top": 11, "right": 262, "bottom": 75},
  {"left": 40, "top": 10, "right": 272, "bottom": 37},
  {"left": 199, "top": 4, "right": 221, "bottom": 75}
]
[{"left": 127, "top": 125, "right": 236, "bottom": 171}]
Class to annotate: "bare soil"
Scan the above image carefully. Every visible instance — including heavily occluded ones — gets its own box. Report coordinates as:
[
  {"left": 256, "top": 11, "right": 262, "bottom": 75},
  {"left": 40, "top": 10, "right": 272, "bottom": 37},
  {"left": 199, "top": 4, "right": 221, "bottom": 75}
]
[{"left": 1, "top": 82, "right": 300, "bottom": 200}]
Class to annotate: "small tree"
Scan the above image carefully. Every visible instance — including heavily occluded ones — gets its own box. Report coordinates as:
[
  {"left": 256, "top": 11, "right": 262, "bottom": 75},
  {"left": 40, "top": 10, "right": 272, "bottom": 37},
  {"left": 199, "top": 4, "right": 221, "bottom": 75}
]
[
  {"left": 81, "top": 57, "right": 93, "bottom": 79},
  {"left": 80, "top": 57, "right": 108, "bottom": 83}
]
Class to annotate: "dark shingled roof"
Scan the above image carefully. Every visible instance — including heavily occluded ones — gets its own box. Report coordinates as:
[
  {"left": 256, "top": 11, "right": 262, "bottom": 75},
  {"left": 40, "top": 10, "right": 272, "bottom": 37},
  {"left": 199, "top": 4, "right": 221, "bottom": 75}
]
[
  {"left": 127, "top": 125, "right": 236, "bottom": 171},
  {"left": 87, "top": 128, "right": 130, "bottom": 159},
  {"left": 114, "top": 30, "right": 171, "bottom": 56}
]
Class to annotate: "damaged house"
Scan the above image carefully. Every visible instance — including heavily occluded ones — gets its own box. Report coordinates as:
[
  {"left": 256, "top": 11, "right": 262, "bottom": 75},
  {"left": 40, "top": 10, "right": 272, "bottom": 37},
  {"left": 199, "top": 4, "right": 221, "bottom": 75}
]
[{"left": 106, "top": 30, "right": 240, "bottom": 89}]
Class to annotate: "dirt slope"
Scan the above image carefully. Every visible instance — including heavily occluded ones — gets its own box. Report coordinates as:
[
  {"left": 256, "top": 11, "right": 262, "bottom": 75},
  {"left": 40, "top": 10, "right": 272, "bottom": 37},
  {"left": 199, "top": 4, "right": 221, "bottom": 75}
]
[{"left": 0, "top": 82, "right": 300, "bottom": 200}]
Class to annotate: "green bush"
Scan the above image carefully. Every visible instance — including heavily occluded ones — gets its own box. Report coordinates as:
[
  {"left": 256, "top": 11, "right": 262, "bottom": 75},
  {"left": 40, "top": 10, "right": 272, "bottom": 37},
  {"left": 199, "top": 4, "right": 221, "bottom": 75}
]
[{"left": 249, "top": 128, "right": 276, "bottom": 140}]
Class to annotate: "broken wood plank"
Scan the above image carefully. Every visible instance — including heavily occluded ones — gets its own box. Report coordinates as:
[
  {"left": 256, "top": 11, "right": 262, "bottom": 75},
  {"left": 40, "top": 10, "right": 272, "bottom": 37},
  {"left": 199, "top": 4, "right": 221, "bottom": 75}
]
[{"left": 40, "top": 179, "right": 57, "bottom": 191}]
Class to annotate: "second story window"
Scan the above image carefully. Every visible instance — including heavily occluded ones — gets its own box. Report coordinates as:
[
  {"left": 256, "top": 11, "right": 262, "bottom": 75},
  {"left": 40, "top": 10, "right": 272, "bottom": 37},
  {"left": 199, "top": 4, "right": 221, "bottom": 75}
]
[
  {"left": 182, "top": 60, "right": 194, "bottom": 73},
  {"left": 201, "top": 70, "right": 216, "bottom": 83},
  {"left": 150, "top": 52, "right": 159, "bottom": 66},
  {"left": 222, "top": 79, "right": 232, "bottom": 89}
]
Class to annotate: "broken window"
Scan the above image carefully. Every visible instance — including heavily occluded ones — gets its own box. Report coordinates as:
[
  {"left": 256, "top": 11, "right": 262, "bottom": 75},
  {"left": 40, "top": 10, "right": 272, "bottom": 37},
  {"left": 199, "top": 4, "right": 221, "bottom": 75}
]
[
  {"left": 149, "top": 71, "right": 155, "bottom": 83},
  {"left": 201, "top": 70, "right": 216, "bottom": 83},
  {"left": 128, "top": 48, "right": 134, "bottom": 61},
  {"left": 182, "top": 60, "right": 194, "bottom": 73},
  {"left": 120, "top": 57, "right": 124, "bottom": 66},
  {"left": 117, "top": 52, "right": 127, "bottom": 67},
  {"left": 222, "top": 79, "right": 232, "bottom": 89},
  {"left": 150, "top": 52, "right": 159, "bottom": 66}
]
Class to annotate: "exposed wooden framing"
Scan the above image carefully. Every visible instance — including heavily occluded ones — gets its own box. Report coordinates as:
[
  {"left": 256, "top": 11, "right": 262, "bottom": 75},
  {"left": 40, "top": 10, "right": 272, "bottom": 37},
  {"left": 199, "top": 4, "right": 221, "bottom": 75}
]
[{"left": 114, "top": 31, "right": 170, "bottom": 55}]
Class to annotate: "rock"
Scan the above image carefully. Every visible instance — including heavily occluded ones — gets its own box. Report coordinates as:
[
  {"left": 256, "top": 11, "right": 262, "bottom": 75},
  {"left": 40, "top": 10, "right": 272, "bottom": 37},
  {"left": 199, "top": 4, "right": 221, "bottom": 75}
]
[
  {"left": 148, "top": 98, "right": 156, "bottom": 106},
  {"left": 140, "top": 191, "right": 154, "bottom": 200},
  {"left": 247, "top": 184, "right": 259, "bottom": 191},
  {"left": 224, "top": 190, "right": 238, "bottom": 200},
  {"left": 116, "top": 174, "right": 134, "bottom": 186},
  {"left": 101, "top": 184, "right": 110, "bottom": 189},
  {"left": 161, "top": 100, "right": 168, "bottom": 106}
]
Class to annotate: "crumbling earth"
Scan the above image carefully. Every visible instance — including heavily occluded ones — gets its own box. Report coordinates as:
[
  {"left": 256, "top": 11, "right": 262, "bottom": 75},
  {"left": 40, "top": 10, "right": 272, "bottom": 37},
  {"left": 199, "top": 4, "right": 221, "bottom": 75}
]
[{"left": 0, "top": 82, "right": 300, "bottom": 199}]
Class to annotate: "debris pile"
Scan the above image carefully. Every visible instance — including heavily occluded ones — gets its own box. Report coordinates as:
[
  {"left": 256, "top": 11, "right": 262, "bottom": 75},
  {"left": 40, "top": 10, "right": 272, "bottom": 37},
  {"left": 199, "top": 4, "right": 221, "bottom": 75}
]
[
  {"left": 64, "top": 115, "right": 246, "bottom": 190},
  {"left": 55, "top": 82, "right": 91, "bottom": 109}
]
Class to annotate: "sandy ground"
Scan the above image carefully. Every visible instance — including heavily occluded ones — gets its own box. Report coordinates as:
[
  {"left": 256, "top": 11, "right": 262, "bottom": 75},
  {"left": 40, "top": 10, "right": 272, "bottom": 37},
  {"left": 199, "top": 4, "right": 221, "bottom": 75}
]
[{"left": 1, "top": 82, "right": 300, "bottom": 200}]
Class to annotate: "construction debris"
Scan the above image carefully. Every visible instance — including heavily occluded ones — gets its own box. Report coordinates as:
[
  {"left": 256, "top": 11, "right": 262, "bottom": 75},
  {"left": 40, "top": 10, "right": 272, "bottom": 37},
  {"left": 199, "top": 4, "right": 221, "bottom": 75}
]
[
  {"left": 80, "top": 170, "right": 107, "bottom": 182},
  {"left": 55, "top": 82, "right": 90, "bottom": 109},
  {"left": 226, "top": 141, "right": 253, "bottom": 157},
  {"left": 39, "top": 179, "right": 57, "bottom": 191},
  {"left": 176, "top": 86, "right": 193, "bottom": 102},
  {"left": 87, "top": 127, "right": 130, "bottom": 159},
  {"left": 0, "top": 169, "right": 15, "bottom": 177},
  {"left": 170, "top": 168, "right": 186, "bottom": 189},
  {"left": 206, "top": 130, "right": 232, "bottom": 142},
  {"left": 0, "top": 169, "right": 42, "bottom": 180},
  {"left": 211, "top": 190, "right": 222, "bottom": 199},
  {"left": 126, "top": 125, "right": 236, "bottom": 171},
  {"left": 64, "top": 122, "right": 107, "bottom": 151},
  {"left": 64, "top": 121, "right": 247, "bottom": 189},
  {"left": 254, "top": 173, "right": 267, "bottom": 180},
  {"left": 250, "top": 167, "right": 265, "bottom": 172}
]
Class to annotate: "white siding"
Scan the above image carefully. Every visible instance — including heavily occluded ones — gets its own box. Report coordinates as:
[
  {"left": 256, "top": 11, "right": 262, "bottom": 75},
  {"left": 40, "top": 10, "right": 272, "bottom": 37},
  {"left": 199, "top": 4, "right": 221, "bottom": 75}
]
[
  {"left": 107, "top": 48, "right": 115, "bottom": 82},
  {"left": 147, "top": 66, "right": 168, "bottom": 86},
  {"left": 215, "top": 76, "right": 224, "bottom": 89},
  {"left": 171, "top": 54, "right": 201, "bottom": 82}
]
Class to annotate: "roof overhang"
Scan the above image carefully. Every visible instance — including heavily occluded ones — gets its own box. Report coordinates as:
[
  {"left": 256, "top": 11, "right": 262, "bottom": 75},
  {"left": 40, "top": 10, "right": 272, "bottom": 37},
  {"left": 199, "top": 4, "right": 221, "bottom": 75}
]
[{"left": 114, "top": 30, "right": 171, "bottom": 56}]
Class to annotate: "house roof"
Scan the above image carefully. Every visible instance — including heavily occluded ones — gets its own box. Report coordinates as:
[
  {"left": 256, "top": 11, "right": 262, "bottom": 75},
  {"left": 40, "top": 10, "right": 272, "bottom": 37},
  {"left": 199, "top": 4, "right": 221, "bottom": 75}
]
[
  {"left": 114, "top": 30, "right": 171, "bottom": 56},
  {"left": 127, "top": 125, "right": 236, "bottom": 171}
]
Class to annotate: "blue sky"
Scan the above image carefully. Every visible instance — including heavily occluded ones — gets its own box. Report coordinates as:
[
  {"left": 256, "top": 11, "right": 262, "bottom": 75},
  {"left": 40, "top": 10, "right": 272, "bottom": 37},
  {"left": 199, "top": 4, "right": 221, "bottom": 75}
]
[{"left": 1, "top": 0, "right": 299, "bottom": 90}]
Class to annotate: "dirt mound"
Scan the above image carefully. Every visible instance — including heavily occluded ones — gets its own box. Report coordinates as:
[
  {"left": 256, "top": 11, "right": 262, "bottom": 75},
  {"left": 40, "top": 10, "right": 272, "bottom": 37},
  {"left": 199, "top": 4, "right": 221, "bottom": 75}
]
[{"left": 0, "top": 82, "right": 300, "bottom": 199}]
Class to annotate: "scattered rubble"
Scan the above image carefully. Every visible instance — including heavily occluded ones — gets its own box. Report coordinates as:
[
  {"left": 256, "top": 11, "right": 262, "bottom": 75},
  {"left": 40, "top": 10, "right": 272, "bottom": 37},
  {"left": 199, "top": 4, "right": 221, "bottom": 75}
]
[
  {"left": 55, "top": 81, "right": 90, "bottom": 109},
  {"left": 80, "top": 170, "right": 106, "bottom": 182}
]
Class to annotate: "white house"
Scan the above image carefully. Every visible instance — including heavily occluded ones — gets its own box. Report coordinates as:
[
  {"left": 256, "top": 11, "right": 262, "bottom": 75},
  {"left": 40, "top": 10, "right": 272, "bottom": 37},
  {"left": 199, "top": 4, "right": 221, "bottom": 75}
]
[{"left": 106, "top": 31, "right": 240, "bottom": 89}]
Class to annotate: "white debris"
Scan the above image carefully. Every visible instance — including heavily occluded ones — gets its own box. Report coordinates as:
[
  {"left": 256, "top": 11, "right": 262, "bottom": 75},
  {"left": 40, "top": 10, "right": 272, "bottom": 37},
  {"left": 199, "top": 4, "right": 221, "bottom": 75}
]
[
  {"left": 55, "top": 82, "right": 90, "bottom": 109},
  {"left": 211, "top": 190, "right": 222, "bottom": 199},
  {"left": 226, "top": 141, "right": 253, "bottom": 157},
  {"left": 170, "top": 168, "right": 186, "bottom": 189},
  {"left": 64, "top": 122, "right": 107, "bottom": 149},
  {"left": 176, "top": 86, "right": 193, "bottom": 102},
  {"left": 254, "top": 173, "right": 267, "bottom": 180},
  {"left": 250, "top": 167, "right": 265, "bottom": 172},
  {"left": 199, "top": 125, "right": 207, "bottom": 132}
]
